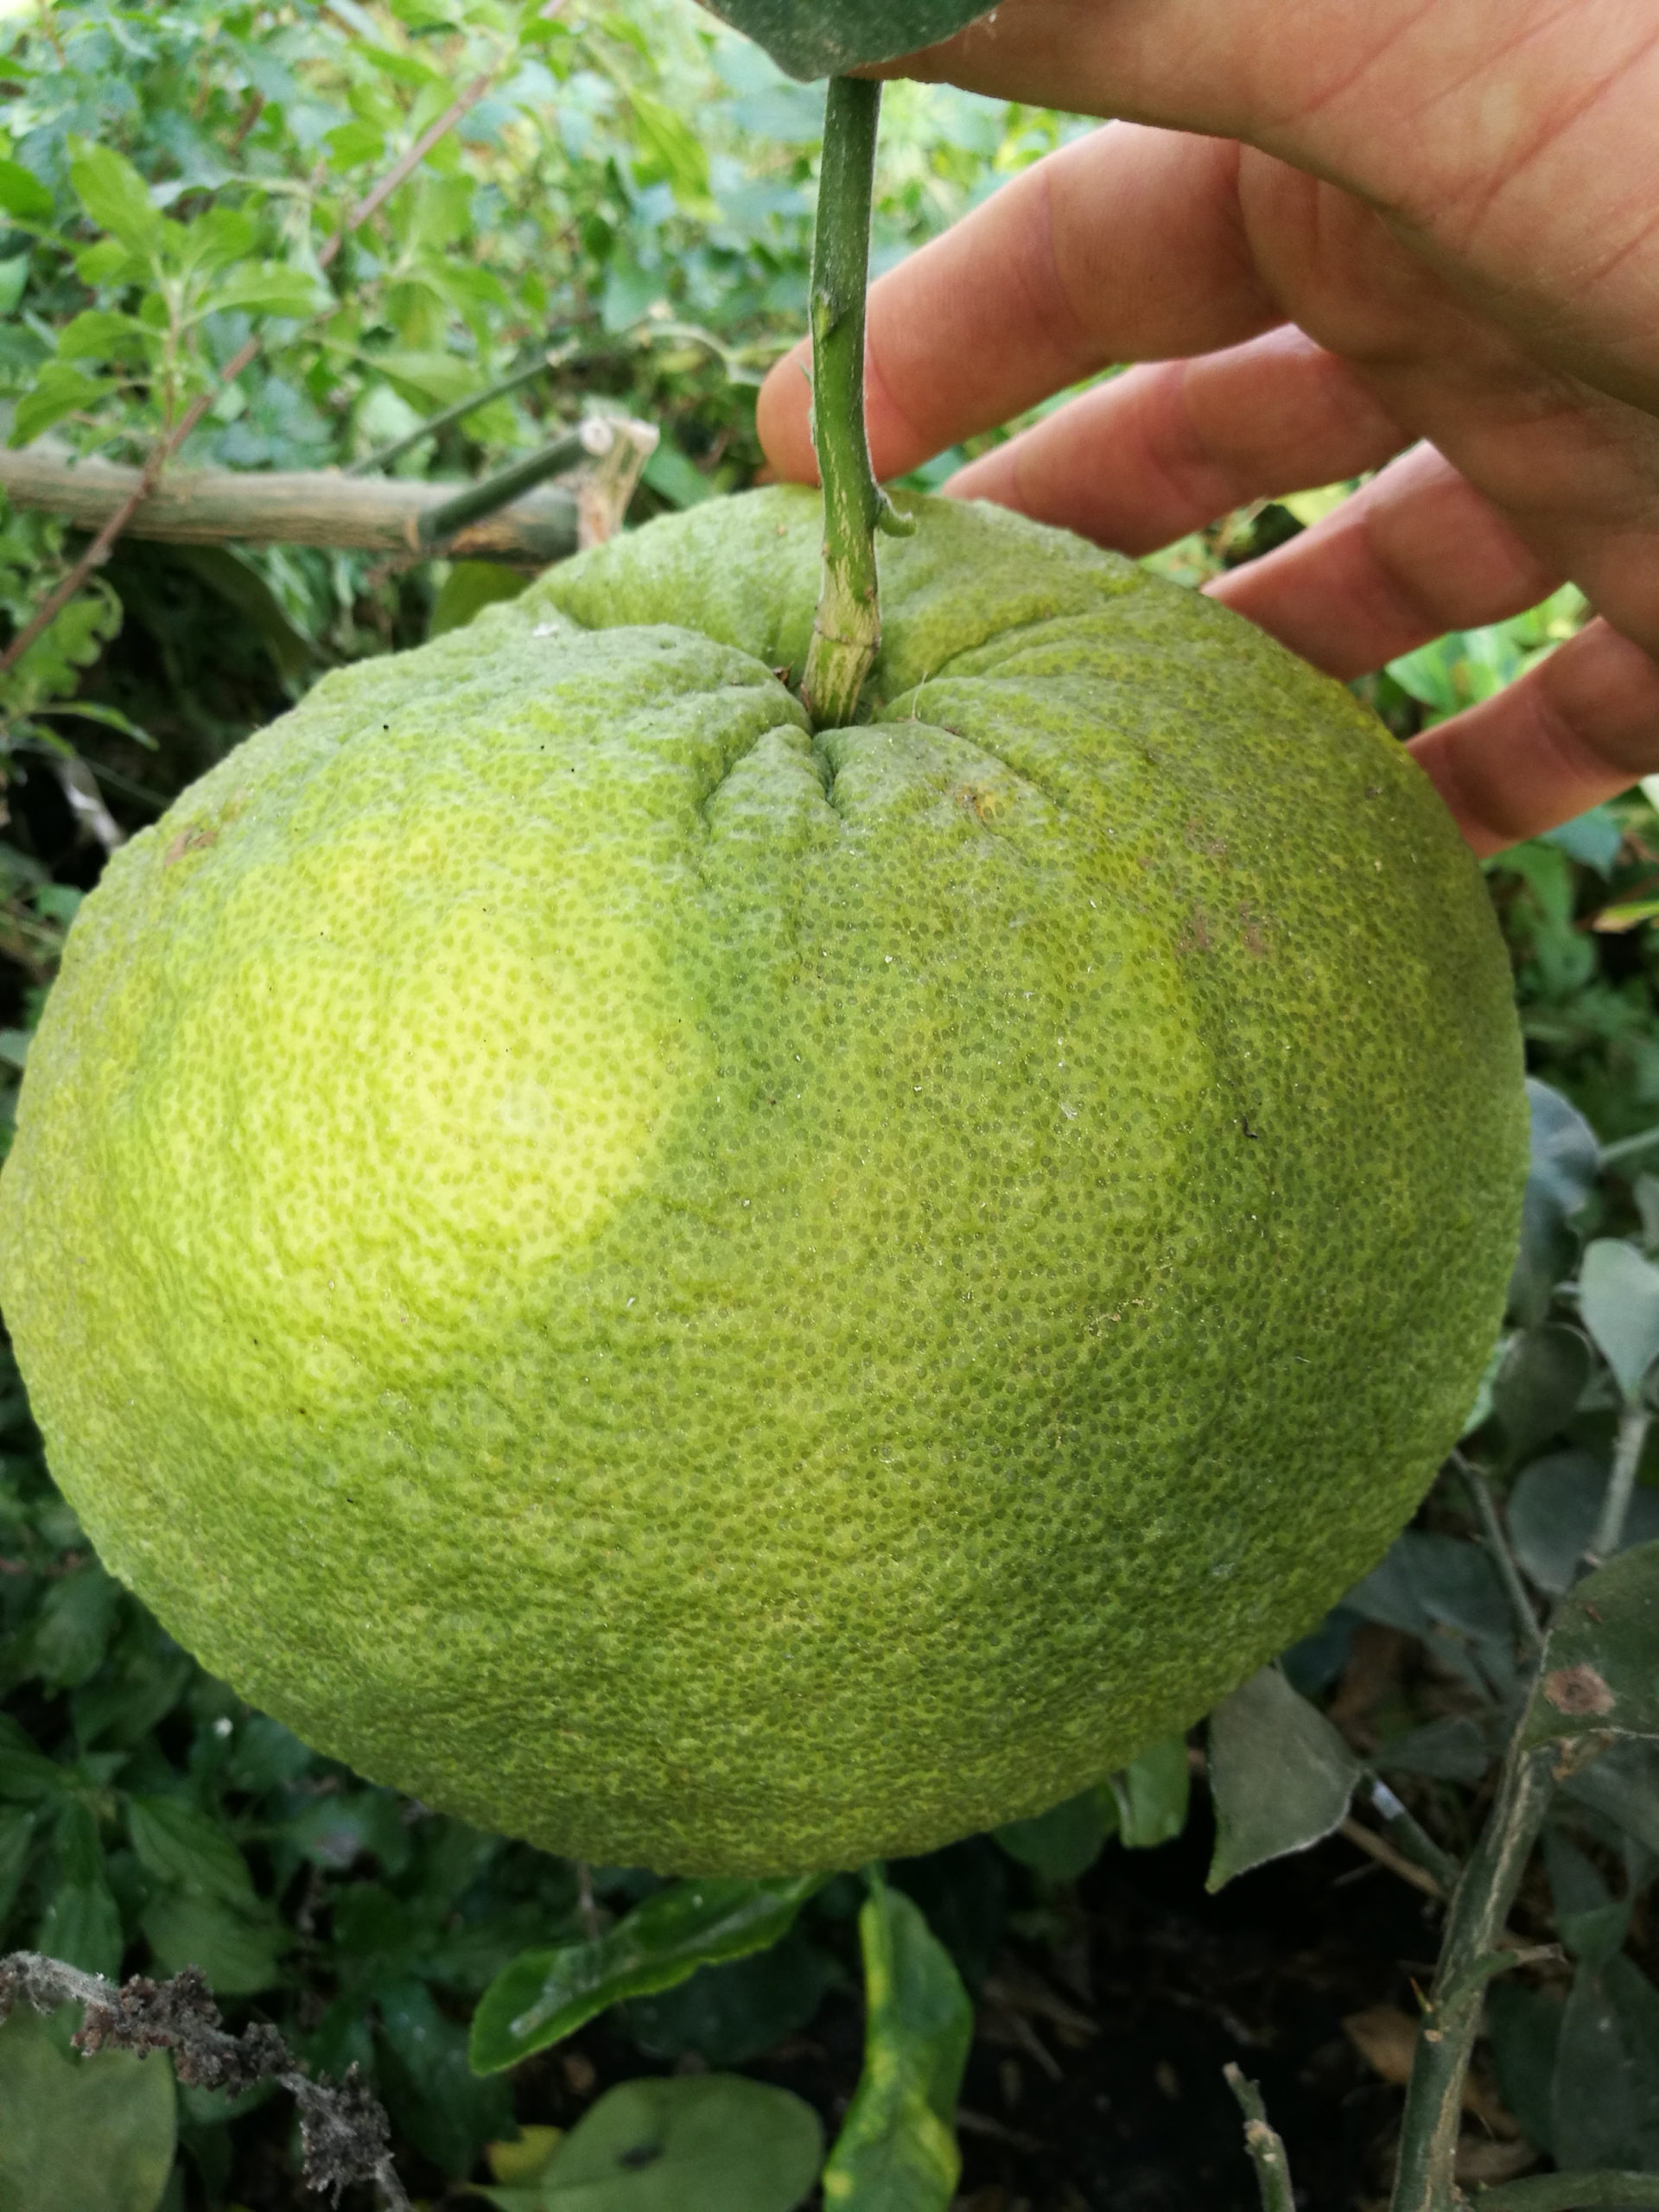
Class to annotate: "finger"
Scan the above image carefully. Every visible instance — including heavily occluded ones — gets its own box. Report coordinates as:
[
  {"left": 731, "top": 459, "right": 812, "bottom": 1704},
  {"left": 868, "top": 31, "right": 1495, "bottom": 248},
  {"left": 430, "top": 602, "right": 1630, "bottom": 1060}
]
[
  {"left": 1230, "top": 150, "right": 1659, "bottom": 660},
  {"left": 944, "top": 326, "right": 1408, "bottom": 553},
  {"left": 756, "top": 123, "right": 1280, "bottom": 486},
  {"left": 1409, "top": 619, "right": 1659, "bottom": 854},
  {"left": 1208, "top": 443, "right": 1562, "bottom": 679},
  {"left": 888, "top": 0, "right": 1659, "bottom": 416}
]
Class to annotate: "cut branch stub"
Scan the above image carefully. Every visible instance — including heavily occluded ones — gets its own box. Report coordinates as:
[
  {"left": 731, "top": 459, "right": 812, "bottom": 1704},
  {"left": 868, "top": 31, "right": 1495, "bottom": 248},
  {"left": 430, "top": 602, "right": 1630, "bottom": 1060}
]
[{"left": 798, "top": 74, "right": 912, "bottom": 733}]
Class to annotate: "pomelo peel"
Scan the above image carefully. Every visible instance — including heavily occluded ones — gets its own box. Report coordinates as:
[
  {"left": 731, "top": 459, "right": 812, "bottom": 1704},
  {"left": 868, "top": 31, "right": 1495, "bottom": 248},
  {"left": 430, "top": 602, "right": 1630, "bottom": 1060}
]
[{"left": 0, "top": 488, "right": 1527, "bottom": 1872}]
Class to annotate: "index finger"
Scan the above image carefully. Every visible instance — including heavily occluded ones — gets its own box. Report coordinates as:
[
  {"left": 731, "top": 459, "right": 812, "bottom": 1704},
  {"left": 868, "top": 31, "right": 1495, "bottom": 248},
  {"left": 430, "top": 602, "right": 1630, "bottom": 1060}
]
[{"left": 756, "top": 123, "right": 1280, "bottom": 484}]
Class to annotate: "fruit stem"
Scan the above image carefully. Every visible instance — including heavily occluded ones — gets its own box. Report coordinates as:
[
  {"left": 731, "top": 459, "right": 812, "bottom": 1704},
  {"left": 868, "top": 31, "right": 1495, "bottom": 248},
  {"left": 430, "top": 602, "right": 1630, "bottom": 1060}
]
[{"left": 799, "top": 74, "right": 913, "bottom": 733}]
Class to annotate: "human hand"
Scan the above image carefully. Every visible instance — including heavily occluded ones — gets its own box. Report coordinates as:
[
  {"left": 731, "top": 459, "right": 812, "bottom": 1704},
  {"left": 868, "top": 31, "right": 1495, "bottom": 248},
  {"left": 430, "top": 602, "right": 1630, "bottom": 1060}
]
[{"left": 754, "top": 0, "right": 1659, "bottom": 853}]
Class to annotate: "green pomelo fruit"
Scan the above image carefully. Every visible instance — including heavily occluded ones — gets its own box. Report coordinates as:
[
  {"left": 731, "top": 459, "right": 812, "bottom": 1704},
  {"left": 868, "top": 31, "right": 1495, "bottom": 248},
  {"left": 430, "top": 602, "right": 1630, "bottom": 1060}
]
[{"left": 0, "top": 488, "right": 1526, "bottom": 1873}]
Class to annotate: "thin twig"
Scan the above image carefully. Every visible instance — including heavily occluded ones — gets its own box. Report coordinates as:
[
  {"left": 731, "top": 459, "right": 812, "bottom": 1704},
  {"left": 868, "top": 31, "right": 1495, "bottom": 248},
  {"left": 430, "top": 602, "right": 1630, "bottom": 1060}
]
[
  {"left": 575, "top": 1862, "right": 601, "bottom": 1944},
  {"left": 1456, "top": 1453, "right": 1545, "bottom": 1654},
  {"left": 1368, "top": 1777, "right": 1465, "bottom": 1897},
  {"left": 1476, "top": 2177, "right": 1659, "bottom": 2209},
  {"left": 0, "top": 1953, "right": 410, "bottom": 2210},
  {"left": 321, "top": 73, "right": 495, "bottom": 263},
  {"left": 1599, "top": 1125, "right": 1659, "bottom": 1168},
  {"left": 1584, "top": 1405, "right": 1651, "bottom": 1575},
  {"left": 1225, "top": 2064, "right": 1297, "bottom": 2212},
  {"left": 0, "top": 66, "right": 499, "bottom": 679},
  {"left": 344, "top": 350, "right": 569, "bottom": 477},
  {"left": 1340, "top": 1815, "right": 1446, "bottom": 1901}
]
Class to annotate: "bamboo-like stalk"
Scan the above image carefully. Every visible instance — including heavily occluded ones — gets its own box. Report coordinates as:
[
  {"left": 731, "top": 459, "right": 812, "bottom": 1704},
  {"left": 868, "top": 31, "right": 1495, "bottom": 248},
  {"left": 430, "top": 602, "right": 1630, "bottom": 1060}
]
[{"left": 0, "top": 443, "right": 581, "bottom": 563}]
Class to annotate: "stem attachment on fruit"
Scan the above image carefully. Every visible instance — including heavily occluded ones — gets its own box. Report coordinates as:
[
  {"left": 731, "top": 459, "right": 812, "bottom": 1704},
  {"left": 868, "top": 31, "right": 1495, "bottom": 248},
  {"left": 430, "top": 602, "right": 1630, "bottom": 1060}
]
[{"left": 799, "top": 75, "right": 913, "bottom": 733}]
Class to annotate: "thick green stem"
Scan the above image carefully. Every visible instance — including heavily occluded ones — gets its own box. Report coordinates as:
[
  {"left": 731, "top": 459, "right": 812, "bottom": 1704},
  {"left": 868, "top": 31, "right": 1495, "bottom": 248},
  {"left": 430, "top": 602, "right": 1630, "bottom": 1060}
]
[
  {"left": 799, "top": 75, "right": 912, "bottom": 731},
  {"left": 1389, "top": 1738, "right": 1557, "bottom": 2212}
]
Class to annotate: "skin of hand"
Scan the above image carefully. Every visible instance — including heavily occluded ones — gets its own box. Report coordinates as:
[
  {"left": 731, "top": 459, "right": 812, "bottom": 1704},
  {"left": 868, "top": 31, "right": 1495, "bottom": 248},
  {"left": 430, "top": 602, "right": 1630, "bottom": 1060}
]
[{"left": 754, "top": 0, "right": 1659, "bottom": 853}]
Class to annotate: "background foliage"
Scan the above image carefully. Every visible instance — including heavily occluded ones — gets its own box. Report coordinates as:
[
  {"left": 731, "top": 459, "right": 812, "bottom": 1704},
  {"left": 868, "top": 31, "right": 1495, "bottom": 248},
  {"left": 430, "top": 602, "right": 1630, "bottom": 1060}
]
[{"left": 3, "top": 5, "right": 1659, "bottom": 2209}]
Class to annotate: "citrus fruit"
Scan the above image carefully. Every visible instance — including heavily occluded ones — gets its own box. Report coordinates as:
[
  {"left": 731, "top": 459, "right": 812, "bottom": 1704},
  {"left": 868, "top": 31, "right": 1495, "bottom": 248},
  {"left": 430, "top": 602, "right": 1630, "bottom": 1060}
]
[{"left": 0, "top": 488, "right": 1526, "bottom": 1873}]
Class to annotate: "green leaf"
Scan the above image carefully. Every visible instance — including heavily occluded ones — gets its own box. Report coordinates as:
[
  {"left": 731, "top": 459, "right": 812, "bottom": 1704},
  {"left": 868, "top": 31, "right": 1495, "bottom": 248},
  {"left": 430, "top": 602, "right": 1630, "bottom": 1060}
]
[
  {"left": 0, "top": 157, "right": 53, "bottom": 223},
  {"left": 283, "top": 1787, "right": 411, "bottom": 1874},
  {"left": 1543, "top": 1828, "right": 1629, "bottom": 1967},
  {"left": 67, "top": 145, "right": 164, "bottom": 257},
  {"left": 1520, "top": 1541, "right": 1659, "bottom": 1752},
  {"left": 377, "top": 1977, "right": 514, "bottom": 2180},
  {"left": 1206, "top": 1665, "right": 1360, "bottom": 1890},
  {"left": 372, "top": 347, "right": 492, "bottom": 405},
  {"left": 0, "top": 1715, "right": 69, "bottom": 1803},
  {"left": 10, "top": 1564, "right": 122, "bottom": 1691},
  {"left": 0, "top": 1806, "right": 38, "bottom": 1934},
  {"left": 55, "top": 308, "right": 149, "bottom": 363},
  {"left": 1486, "top": 1980, "right": 1563, "bottom": 2157},
  {"left": 696, "top": 0, "right": 993, "bottom": 80},
  {"left": 178, "top": 206, "right": 259, "bottom": 279},
  {"left": 35, "top": 1799, "right": 123, "bottom": 1980},
  {"left": 820, "top": 1872, "right": 972, "bottom": 2212},
  {"left": 429, "top": 561, "right": 531, "bottom": 639},
  {"left": 1551, "top": 1953, "right": 1659, "bottom": 2171},
  {"left": 1543, "top": 804, "right": 1624, "bottom": 877},
  {"left": 1581, "top": 1240, "right": 1659, "bottom": 1402},
  {"left": 167, "top": 545, "right": 319, "bottom": 683},
  {"left": 30, "top": 699, "right": 158, "bottom": 752},
  {"left": 197, "top": 265, "right": 331, "bottom": 321},
  {"left": 1509, "top": 1451, "right": 1659, "bottom": 1596},
  {"left": 468, "top": 1874, "right": 824, "bottom": 2073},
  {"left": 628, "top": 89, "right": 713, "bottom": 211},
  {"left": 624, "top": 1928, "right": 832, "bottom": 2065},
  {"left": 0, "top": 2003, "right": 177, "bottom": 2212},
  {"left": 139, "top": 1888, "right": 286, "bottom": 1996},
  {"left": 0, "top": 252, "right": 29, "bottom": 317},
  {"left": 490, "top": 2074, "right": 822, "bottom": 2211},
  {"left": 126, "top": 1795, "right": 256, "bottom": 1907},
  {"left": 324, "top": 118, "right": 387, "bottom": 169},
  {"left": 995, "top": 1783, "right": 1116, "bottom": 1880},
  {"left": 1374, "top": 1713, "right": 1497, "bottom": 1784},
  {"left": 223, "top": 1714, "right": 315, "bottom": 1793},
  {"left": 1510, "top": 1080, "right": 1600, "bottom": 1325},
  {"left": 73, "top": 238, "right": 138, "bottom": 287},
  {"left": 10, "top": 363, "right": 118, "bottom": 448},
  {"left": 1346, "top": 1529, "right": 1515, "bottom": 1692},
  {"left": 642, "top": 441, "right": 717, "bottom": 508},
  {"left": 1111, "top": 1732, "right": 1192, "bottom": 1849},
  {"left": 1562, "top": 1738, "right": 1659, "bottom": 1858},
  {"left": 1492, "top": 1325, "right": 1593, "bottom": 1465}
]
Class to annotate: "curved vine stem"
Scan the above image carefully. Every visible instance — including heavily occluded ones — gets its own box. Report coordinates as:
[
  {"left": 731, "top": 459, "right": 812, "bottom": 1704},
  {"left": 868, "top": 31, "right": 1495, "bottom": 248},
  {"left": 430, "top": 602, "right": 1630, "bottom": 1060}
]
[{"left": 798, "top": 74, "right": 913, "bottom": 732}]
